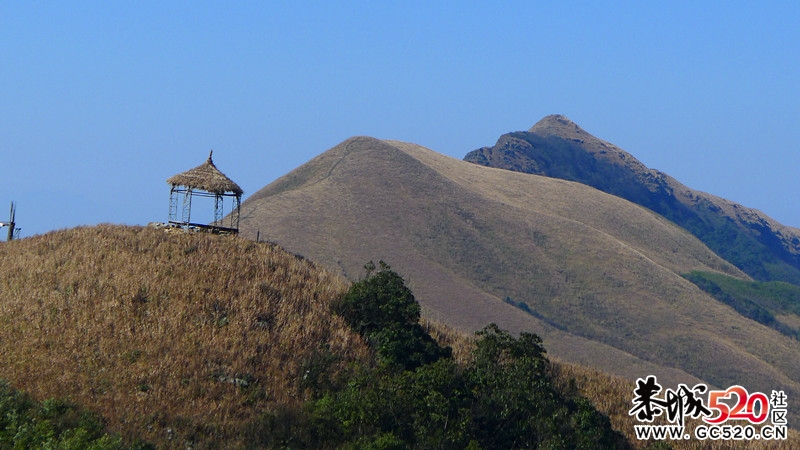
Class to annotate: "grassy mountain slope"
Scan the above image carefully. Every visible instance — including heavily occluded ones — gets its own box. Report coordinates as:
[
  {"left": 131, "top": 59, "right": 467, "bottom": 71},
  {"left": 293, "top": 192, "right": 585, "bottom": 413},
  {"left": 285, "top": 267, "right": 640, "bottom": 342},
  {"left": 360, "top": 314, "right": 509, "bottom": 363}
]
[
  {"left": 684, "top": 270, "right": 800, "bottom": 339},
  {"left": 239, "top": 137, "right": 800, "bottom": 409},
  {"left": 465, "top": 114, "right": 800, "bottom": 285},
  {"left": 3, "top": 226, "right": 796, "bottom": 448},
  {"left": 0, "top": 225, "right": 370, "bottom": 448},
  {"left": 550, "top": 358, "right": 800, "bottom": 449}
]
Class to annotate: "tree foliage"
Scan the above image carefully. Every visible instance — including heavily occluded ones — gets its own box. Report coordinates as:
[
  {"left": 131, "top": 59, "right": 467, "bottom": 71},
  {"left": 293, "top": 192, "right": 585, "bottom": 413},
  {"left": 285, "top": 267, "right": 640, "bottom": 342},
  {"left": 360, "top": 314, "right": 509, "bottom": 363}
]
[
  {"left": 0, "top": 381, "right": 149, "bottom": 450},
  {"left": 336, "top": 261, "right": 452, "bottom": 370},
  {"left": 252, "top": 263, "right": 630, "bottom": 449}
]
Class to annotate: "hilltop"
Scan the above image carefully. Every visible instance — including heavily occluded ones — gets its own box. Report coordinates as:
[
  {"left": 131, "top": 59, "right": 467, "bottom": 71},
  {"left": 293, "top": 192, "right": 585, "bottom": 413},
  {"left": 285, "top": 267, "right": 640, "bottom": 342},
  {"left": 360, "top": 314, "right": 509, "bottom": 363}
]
[
  {"left": 465, "top": 114, "right": 800, "bottom": 285},
  {"left": 0, "top": 225, "right": 370, "bottom": 447},
  {"left": 238, "top": 136, "right": 800, "bottom": 410}
]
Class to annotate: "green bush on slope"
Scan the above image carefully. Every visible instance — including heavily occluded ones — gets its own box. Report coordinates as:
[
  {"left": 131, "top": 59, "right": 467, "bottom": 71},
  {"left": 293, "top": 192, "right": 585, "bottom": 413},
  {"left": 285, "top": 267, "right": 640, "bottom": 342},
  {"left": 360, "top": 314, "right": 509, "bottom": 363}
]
[
  {"left": 255, "top": 262, "right": 629, "bottom": 449},
  {"left": 336, "top": 261, "right": 452, "bottom": 370},
  {"left": 0, "top": 380, "right": 150, "bottom": 450}
]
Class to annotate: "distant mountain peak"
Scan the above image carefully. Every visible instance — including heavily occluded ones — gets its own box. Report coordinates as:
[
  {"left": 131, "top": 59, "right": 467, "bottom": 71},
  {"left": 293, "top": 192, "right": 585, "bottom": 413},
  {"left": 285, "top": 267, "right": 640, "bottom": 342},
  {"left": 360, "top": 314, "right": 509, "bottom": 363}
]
[
  {"left": 466, "top": 116, "right": 800, "bottom": 284},
  {"left": 528, "top": 114, "right": 589, "bottom": 139},
  {"left": 239, "top": 136, "right": 800, "bottom": 406}
]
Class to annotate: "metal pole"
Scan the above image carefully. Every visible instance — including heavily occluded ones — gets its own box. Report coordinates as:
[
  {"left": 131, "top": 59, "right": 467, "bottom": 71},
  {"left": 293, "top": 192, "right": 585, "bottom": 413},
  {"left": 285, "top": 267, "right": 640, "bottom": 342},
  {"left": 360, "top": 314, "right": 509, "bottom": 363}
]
[
  {"left": 233, "top": 195, "right": 241, "bottom": 232},
  {"left": 169, "top": 187, "right": 178, "bottom": 223},
  {"left": 214, "top": 194, "right": 223, "bottom": 225},
  {"left": 7, "top": 202, "right": 15, "bottom": 241},
  {"left": 182, "top": 189, "right": 192, "bottom": 228}
]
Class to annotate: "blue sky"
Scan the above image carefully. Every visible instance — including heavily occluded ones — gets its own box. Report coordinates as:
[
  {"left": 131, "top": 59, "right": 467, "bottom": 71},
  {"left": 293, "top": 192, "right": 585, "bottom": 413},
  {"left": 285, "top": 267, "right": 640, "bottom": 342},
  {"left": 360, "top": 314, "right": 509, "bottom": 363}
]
[{"left": 2, "top": 2, "right": 799, "bottom": 238}]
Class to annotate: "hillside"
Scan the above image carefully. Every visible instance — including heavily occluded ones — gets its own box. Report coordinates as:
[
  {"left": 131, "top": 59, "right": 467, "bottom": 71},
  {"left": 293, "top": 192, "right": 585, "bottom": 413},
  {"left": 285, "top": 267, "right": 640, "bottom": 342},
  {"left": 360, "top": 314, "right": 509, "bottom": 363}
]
[
  {"left": 238, "top": 136, "right": 800, "bottom": 411},
  {"left": 1, "top": 227, "right": 797, "bottom": 448},
  {"left": 465, "top": 114, "right": 800, "bottom": 285},
  {"left": 0, "top": 225, "right": 370, "bottom": 448}
]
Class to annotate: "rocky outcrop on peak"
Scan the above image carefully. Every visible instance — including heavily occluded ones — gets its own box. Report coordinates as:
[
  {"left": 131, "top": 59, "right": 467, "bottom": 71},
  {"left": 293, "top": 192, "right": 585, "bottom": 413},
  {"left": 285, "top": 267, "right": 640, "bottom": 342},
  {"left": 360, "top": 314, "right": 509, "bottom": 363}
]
[{"left": 465, "top": 115, "right": 800, "bottom": 284}]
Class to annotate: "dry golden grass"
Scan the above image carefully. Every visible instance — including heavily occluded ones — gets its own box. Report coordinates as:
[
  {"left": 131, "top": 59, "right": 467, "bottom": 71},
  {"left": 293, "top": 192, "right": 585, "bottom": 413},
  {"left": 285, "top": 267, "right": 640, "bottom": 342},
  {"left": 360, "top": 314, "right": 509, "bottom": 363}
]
[
  {"left": 237, "top": 136, "right": 800, "bottom": 414},
  {"left": 0, "top": 225, "right": 370, "bottom": 448},
  {"left": 1, "top": 225, "right": 794, "bottom": 449},
  {"left": 425, "top": 319, "right": 800, "bottom": 449},
  {"left": 549, "top": 359, "right": 800, "bottom": 450},
  {"left": 421, "top": 316, "right": 475, "bottom": 366}
]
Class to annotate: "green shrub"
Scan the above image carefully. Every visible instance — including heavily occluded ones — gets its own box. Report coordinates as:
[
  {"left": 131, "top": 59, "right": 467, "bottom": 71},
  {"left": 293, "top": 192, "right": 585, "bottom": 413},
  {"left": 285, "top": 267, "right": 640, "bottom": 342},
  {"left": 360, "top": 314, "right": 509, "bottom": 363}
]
[
  {"left": 0, "top": 380, "right": 132, "bottom": 449},
  {"left": 336, "top": 261, "right": 451, "bottom": 370},
  {"left": 305, "top": 265, "right": 630, "bottom": 449}
]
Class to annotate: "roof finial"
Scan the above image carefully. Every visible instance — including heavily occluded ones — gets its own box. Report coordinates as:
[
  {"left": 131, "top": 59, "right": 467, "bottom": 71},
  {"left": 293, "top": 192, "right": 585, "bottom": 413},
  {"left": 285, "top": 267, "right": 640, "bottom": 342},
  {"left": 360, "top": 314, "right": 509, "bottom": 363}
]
[{"left": 208, "top": 150, "right": 214, "bottom": 163}]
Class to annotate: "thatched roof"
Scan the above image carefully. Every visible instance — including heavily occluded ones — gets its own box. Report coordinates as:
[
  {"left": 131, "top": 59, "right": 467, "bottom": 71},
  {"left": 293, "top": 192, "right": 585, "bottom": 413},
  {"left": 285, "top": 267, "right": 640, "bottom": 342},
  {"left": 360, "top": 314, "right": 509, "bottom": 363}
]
[{"left": 167, "top": 151, "right": 243, "bottom": 196}]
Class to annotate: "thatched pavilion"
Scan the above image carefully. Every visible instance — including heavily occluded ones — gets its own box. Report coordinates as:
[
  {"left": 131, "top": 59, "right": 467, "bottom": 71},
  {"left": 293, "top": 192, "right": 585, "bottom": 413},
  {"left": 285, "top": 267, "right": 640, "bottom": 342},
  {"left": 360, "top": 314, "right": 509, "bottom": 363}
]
[{"left": 167, "top": 151, "right": 243, "bottom": 234}]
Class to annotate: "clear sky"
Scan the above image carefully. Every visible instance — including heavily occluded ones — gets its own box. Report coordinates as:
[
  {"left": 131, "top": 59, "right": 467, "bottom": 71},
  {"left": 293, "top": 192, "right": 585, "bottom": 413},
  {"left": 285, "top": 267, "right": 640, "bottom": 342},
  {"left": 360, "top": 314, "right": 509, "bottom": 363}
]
[{"left": 2, "top": 1, "right": 799, "bottom": 238}]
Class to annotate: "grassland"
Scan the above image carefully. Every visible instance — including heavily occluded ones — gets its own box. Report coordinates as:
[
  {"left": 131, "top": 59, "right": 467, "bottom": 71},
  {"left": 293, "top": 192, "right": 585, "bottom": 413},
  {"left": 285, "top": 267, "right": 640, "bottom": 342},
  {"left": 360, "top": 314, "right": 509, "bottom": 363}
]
[
  {"left": 465, "top": 114, "right": 800, "bottom": 286},
  {"left": 550, "top": 358, "right": 800, "bottom": 450},
  {"left": 0, "top": 225, "right": 797, "bottom": 448},
  {"left": 429, "top": 318, "right": 800, "bottom": 449},
  {"left": 237, "top": 136, "right": 800, "bottom": 412},
  {"left": 684, "top": 271, "right": 800, "bottom": 339},
  {"left": 0, "top": 225, "right": 369, "bottom": 448}
]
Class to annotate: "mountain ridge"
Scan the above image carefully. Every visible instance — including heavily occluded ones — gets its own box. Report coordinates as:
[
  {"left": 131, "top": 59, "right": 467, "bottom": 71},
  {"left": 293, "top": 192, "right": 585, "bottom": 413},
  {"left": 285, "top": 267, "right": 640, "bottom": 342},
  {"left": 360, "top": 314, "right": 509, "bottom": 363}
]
[
  {"left": 465, "top": 115, "right": 800, "bottom": 284},
  {"left": 238, "top": 136, "right": 800, "bottom": 407}
]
